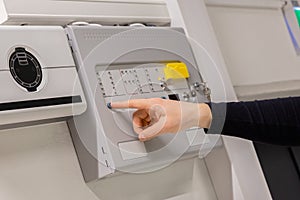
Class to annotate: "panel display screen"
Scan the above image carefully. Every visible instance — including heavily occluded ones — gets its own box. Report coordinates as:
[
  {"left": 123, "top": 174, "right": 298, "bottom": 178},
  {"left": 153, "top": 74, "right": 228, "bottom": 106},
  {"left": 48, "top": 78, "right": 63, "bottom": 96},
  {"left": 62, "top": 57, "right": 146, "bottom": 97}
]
[{"left": 168, "top": 94, "right": 180, "bottom": 101}]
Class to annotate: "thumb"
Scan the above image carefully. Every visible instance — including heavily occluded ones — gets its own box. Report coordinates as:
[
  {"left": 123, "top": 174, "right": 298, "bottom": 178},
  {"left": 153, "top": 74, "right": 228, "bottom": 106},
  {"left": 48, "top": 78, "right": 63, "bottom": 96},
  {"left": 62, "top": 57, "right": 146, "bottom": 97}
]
[{"left": 139, "top": 116, "right": 166, "bottom": 142}]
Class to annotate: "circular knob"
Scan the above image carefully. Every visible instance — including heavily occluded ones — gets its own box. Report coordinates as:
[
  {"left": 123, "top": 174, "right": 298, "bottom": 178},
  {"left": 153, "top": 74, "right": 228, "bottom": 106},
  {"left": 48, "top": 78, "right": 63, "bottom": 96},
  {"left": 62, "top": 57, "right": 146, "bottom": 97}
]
[
  {"left": 194, "top": 82, "right": 200, "bottom": 87},
  {"left": 9, "top": 47, "right": 43, "bottom": 92},
  {"left": 182, "top": 92, "right": 190, "bottom": 100},
  {"left": 191, "top": 90, "right": 197, "bottom": 97},
  {"left": 160, "top": 81, "right": 170, "bottom": 91},
  {"left": 193, "top": 82, "right": 201, "bottom": 90}
]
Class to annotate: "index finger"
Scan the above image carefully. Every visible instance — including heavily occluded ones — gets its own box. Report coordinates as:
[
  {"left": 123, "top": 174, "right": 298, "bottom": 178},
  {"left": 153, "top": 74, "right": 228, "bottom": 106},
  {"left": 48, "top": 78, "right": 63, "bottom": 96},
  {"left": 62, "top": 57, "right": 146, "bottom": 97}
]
[{"left": 111, "top": 99, "right": 150, "bottom": 110}]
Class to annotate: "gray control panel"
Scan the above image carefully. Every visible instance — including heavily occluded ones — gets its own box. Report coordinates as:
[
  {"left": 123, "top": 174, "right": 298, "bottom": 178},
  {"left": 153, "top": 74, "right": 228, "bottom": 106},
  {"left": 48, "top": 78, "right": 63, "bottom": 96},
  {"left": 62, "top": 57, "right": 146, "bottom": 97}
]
[
  {"left": 97, "top": 65, "right": 165, "bottom": 97},
  {"left": 97, "top": 63, "right": 190, "bottom": 99},
  {"left": 66, "top": 26, "right": 212, "bottom": 182}
]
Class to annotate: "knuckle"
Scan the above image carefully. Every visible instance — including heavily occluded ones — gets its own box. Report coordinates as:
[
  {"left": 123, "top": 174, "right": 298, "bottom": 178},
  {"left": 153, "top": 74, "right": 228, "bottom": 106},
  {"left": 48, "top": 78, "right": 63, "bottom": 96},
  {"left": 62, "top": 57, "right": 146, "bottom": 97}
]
[
  {"left": 133, "top": 111, "right": 139, "bottom": 117},
  {"left": 128, "top": 100, "right": 136, "bottom": 107}
]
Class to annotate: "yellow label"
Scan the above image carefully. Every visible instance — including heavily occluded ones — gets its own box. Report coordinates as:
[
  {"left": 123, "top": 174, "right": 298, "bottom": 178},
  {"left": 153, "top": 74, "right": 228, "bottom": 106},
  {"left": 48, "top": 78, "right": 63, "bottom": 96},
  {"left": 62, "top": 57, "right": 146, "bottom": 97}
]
[{"left": 164, "top": 62, "right": 190, "bottom": 80}]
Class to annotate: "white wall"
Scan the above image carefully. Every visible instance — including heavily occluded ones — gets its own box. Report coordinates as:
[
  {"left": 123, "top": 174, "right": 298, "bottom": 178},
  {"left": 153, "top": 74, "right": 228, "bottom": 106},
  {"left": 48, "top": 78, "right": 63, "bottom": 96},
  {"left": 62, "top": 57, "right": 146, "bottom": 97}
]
[{"left": 206, "top": 0, "right": 300, "bottom": 99}]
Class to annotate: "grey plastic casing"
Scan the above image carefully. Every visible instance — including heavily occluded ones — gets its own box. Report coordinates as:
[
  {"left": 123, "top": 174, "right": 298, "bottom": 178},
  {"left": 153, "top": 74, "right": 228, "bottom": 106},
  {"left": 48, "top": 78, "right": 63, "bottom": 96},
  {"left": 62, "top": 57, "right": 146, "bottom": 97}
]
[
  {"left": 0, "top": 26, "right": 87, "bottom": 127},
  {"left": 66, "top": 26, "right": 214, "bottom": 182}
]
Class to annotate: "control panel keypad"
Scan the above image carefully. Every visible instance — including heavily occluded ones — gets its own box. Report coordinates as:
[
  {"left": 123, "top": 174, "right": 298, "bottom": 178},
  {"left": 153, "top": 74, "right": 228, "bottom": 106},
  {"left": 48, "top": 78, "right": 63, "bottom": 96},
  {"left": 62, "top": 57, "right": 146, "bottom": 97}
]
[
  {"left": 121, "top": 69, "right": 140, "bottom": 95},
  {"left": 97, "top": 65, "right": 169, "bottom": 97},
  {"left": 98, "top": 70, "right": 126, "bottom": 97}
]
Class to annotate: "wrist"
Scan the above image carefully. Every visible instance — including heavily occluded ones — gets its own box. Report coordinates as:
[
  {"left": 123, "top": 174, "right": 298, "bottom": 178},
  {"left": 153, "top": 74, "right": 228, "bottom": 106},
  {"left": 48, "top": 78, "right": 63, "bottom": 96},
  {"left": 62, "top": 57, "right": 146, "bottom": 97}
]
[{"left": 198, "top": 103, "right": 212, "bottom": 128}]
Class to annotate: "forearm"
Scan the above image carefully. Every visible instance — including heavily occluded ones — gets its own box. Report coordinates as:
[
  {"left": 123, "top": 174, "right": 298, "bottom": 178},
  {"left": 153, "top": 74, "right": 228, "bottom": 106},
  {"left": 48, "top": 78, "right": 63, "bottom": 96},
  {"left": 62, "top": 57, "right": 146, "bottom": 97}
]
[{"left": 202, "top": 97, "right": 300, "bottom": 146}]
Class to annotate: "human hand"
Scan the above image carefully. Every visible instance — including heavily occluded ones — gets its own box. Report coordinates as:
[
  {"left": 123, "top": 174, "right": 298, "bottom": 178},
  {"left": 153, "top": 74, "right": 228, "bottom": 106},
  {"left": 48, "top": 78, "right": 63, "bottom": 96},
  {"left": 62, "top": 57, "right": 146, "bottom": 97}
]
[{"left": 111, "top": 98, "right": 212, "bottom": 142}]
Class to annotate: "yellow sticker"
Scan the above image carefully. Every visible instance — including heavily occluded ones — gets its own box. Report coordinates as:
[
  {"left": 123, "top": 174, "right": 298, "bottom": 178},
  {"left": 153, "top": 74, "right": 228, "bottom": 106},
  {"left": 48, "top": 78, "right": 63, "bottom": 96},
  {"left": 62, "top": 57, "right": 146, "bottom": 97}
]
[{"left": 164, "top": 62, "right": 190, "bottom": 80}]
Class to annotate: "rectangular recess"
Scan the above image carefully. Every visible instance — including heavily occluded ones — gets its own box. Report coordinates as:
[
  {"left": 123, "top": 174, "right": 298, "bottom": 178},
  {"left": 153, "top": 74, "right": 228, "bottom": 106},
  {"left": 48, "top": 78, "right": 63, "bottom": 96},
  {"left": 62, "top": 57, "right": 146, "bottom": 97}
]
[{"left": 0, "top": 96, "right": 82, "bottom": 111}]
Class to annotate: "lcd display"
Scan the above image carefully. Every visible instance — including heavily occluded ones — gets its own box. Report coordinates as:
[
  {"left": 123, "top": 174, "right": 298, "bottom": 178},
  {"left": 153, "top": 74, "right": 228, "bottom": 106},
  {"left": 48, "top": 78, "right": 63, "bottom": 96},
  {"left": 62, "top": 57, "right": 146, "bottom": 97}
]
[{"left": 168, "top": 94, "right": 180, "bottom": 101}]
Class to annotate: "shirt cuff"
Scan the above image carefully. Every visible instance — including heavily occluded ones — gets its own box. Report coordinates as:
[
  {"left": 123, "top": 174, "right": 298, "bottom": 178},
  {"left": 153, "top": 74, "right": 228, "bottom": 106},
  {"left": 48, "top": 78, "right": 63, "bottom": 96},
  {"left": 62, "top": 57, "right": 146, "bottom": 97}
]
[{"left": 204, "top": 102, "right": 227, "bottom": 135}]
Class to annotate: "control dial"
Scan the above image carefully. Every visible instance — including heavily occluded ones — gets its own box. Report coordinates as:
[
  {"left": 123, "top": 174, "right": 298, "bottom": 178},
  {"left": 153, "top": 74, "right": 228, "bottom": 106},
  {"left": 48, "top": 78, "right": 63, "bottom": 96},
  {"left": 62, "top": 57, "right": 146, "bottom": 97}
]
[{"left": 9, "top": 47, "right": 43, "bottom": 92}]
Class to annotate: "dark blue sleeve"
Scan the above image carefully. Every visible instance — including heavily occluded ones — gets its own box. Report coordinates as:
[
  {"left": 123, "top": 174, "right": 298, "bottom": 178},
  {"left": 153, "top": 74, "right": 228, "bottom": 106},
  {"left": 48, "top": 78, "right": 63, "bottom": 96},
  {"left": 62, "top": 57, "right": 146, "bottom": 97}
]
[{"left": 206, "top": 97, "right": 300, "bottom": 146}]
